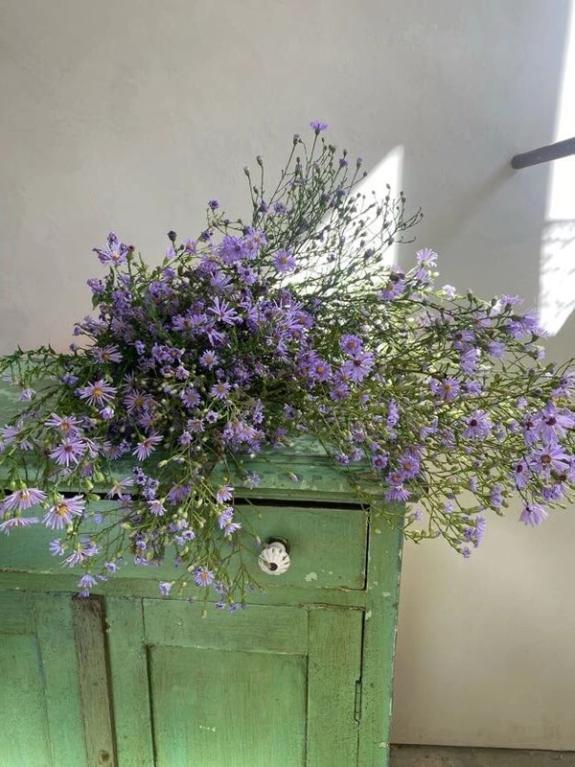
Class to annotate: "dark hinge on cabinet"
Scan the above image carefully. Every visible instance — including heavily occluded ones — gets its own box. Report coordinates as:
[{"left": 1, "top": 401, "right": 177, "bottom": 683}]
[{"left": 354, "top": 679, "right": 363, "bottom": 723}]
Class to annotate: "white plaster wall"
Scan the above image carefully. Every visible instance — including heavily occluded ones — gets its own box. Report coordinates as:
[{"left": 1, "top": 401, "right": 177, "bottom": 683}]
[{"left": 1, "top": 0, "right": 574, "bottom": 749}]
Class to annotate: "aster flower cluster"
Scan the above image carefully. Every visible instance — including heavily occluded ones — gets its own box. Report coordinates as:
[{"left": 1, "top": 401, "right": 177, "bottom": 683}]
[{"left": 1, "top": 123, "right": 575, "bottom": 604}]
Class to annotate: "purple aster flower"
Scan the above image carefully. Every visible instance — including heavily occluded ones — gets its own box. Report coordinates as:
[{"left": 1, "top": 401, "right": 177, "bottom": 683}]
[
  {"left": 441, "top": 284, "right": 457, "bottom": 298},
  {"left": 148, "top": 500, "right": 166, "bottom": 517},
  {"left": 487, "top": 341, "right": 506, "bottom": 358},
  {"left": 310, "top": 358, "right": 333, "bottom": 382},
  {"left": 463, "top": 410, "right": 492, "bottom": 440},
  {"left": 216, "top": 485, "right": 234, "bottom": 503},
  {"left": 19, "top": 388, "right": 35, "bottom": 401},
  {"left": 166, "top": 484, "right": 191, "bottom": 505},
  {"left": 91, "top": 344, "right": 123, "bottom": 364},
  {"left": 223, "top": 521, "right": 242, "bottom": 537},
  {"left": 133, "top": 433, "right": 163, "bottom": 461},
  {"left": 541, "top": 483, "right": 565, "bottom": 501},
  {"left": 397, "top": 450, "right": 421, "bottom": 480},
  {"left": 181, "top": 387, "right": 201, "bottom": 409},
  {"left": 61, "top": 372, "right": 79, "bottom": 386},
  {"left": 273, "top": 249, "right": 297, "bottom": 273},
  {"left": 65, "top": 539, "right": 99, "bottom": 567},
  {"left": 100, "top": 406, "right": 115, "bottom": 421},
  {"left": 199, "top": 350, "right": 219, "bottom": 370},
  {"left": 385, "top": 484, "right": 411, "bottom": 502},
  {"left": 218, "top": 507, "right": 234, "bottom": 529},
  {"left": 378, "top": 276, "right": 405, "bottom": 301},
  {"left": 106, "top": 478, "right": 134, "bottom": 499},
  {"left": 77, "top": 573, "right": 98, "bottom": 597},
  {"left": 210, "top": 381, "right": 231, "bottom": 400},
  {"left": 341, "top": 351, "right": 374, "bottom": 383},
  {"left": 194, "top": 566, "right": 215, "bottom": 587},
  {"left": 429, "top": 377, "right": 460, "bottom": 402},
  {"left": 387, "top": 400, "right": 400, "bottom": 428},
  {"left": 513, "top": 459, "right": 530, "bottom": 489},
  {"left": 49, "top": 539, "right": 66, "bottom": 556},
  {"left": 416, "top": 248, "right": 438, "bottom": 268},
  {"left": 50, "top": 438, "right": 86, "bottom": 467},
  {"left": 460, "top": 348, "right": 480, "bottom": 375},
  {"left": 1, "top": 422, "right": 33, "bottom": 450},
  {"left": 43, "top": 495, "right": 85, "bottom": 529},
  {"left": 339, "top": 334, "right": 364, "bottom": 356},
  {"left": 1, "top": 487, "right": 47, "bottom": 513},
  {"left": 519, "top": 503, "right": 548, "bottom": 527},
  {"left": 93, "top": 232, "right": 129, "bottom": 266},
  {"left": 208, "top": 199, "right": 220, "bottom": 210},
  {"left": 78, "top": 380, "right": 117, "bottom": 407},
  {"left": 310, "top": 120, "right": 328, "bottom": 133},
  {"left": 0, "top": 516, "right": 39, "bottom": 534},
  {"left": 218, "top": 235, "right": 247, "bottom": 264},
  {"left": 531, "top": 445, "right": 571, "bottom": 476},
  {"left": 537, "top": 405, "right": 575, "bottom": 444},
  {"left": 124, "top": 390, "right": 150, "bottom": 413},
  {"left": 489, "top": 485, "right": 504, "bottom": 509},
  {"left": 87, "top": 277, "right": 104, "bottom": 295},
  {"left": 159, "top": 581, "right": 173, "bottom": 596},
  {"left": 371, "top": 453, "right": 389, "bottom": 469},
  {"left": 209, "top": 297, "right": 240, "bottom": 325}
]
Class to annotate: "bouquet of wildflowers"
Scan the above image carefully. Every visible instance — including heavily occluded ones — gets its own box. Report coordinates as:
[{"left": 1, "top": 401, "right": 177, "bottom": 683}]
[{"left": 1, "top": 122, "right": 574, "bottom": 606}]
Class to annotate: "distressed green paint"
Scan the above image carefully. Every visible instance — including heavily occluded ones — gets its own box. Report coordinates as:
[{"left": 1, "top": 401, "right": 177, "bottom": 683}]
[
  {"left": 307, "top": 607, "right": 364, "bottom": 766},
  {"left": 0, "top": 380, "right": 404, "bottom": 767},
  {"left": 0, "top": 502, "right": 368, "bottom": 593},
  {"left": 0, "top": 592, "right": 87, "bottom": 766},
  {"left": 72, "top": 596, "right": 117, "bottom": 766},
  {"left": 105, "top": 597, "right": 155, "bottom": 767},
  {"left": 358, "top": 504, "right": 404, "bottom": 765}
]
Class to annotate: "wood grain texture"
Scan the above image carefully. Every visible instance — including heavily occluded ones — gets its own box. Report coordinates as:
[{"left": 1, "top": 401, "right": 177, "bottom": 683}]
[
  {"left": 144, "top": 599, "right": 308, "bottom": 655},
  {"left": 105, "top": 597, "right": 155, "bottom": 767},
  {"left": 307, "top": 606, "right": 364, "bottom": 766},
  {"left": 150, "top": 644, "right": 307, "bottom": 766},
  {"left": 72, "top": 596, "right": 116, "bottom": 766},
  {"left": 358, "top": 503, "right": 404, "bottom": 766},
  {"left": 36, "top": 594, "right": 89, "bottom": 765},
  {"left": 0, "top": 591, "right": 87, "bottom": 766}
]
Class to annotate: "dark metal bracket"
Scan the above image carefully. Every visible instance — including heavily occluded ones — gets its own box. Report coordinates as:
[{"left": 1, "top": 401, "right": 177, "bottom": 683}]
[{"left": 511, "top": 137, "right": 575, "bottom": 169}]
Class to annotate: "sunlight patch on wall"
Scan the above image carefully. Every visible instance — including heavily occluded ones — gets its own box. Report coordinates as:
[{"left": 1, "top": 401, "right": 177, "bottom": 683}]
[
  {"left": 292, "top": 144, "right": 403, "bottom": 290},
  {"left": 352, "top": 144, "right": 404, "bottom": 268},
  {"left": 539, "top": 4, "right": 575, "bottom": 336}
]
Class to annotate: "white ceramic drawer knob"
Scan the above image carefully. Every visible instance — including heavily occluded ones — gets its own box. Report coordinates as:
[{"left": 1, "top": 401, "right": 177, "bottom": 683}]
[{"left": 258, "top": 540, "right": 291, "bottom": 576}]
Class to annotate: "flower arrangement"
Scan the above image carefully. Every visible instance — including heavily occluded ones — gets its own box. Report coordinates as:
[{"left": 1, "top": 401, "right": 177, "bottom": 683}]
[{"left": 1, "top": 122, "right": 574, "bottom": 607}]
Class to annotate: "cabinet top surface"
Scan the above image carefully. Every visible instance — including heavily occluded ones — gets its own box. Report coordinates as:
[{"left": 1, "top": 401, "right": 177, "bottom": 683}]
[{"left": 0, "top": 380, "right": 385, "bottom": 502}]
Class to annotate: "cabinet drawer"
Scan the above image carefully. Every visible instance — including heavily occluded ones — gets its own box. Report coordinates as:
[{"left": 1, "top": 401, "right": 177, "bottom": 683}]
[
  {"left": 0, "top": 501, "right": 368, "bottom": 592},
  {"left": 239, "top": 503, "right": 368, "bottom": 591}
]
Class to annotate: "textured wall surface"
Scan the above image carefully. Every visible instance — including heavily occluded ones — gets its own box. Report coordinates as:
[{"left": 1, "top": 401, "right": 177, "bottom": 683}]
[{"left": 1, "top": 0, "right": 574, "bottom": 749}]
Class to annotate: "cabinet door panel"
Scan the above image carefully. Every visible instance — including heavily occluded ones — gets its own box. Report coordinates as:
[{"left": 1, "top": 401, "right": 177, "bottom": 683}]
[
  {"left": 107, "top": 598, "right": 363, "bottom": 767},
  {"left": 150, "top": 645, "right": 307, "bottom": 766},
  {"left": 0, "top": 592, "right": 87, "bottom": 766}
]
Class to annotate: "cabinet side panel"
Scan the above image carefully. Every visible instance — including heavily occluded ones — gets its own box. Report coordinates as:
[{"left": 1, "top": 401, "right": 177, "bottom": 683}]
[{"left": 357, "top": 504, "right": 404, "bottom": 766}]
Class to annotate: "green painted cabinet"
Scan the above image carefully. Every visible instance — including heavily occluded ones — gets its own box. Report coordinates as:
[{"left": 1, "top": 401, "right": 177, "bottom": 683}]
[
  {"left": 0, "top": 430, "right": 403, "bottom": 766},
  {"left": 106, "top": 599, "right": 363, "bottom": 766}
]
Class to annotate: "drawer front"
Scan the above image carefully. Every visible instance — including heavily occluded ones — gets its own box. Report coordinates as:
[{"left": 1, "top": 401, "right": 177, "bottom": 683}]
[
  {"left": 0, "top": 502, "right": 368, "bottom": 592},
  {"left": 239, "top": 504, "right": 368, "bottom": 591}
]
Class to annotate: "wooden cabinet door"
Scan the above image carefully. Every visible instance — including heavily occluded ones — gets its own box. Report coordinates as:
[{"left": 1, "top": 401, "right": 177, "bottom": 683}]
[
  {"left": 0, "top": 591, "right": 87, "bottom": 766},
  {"left": 106, "top": 598, "right": 363, "bottom": 767}
]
